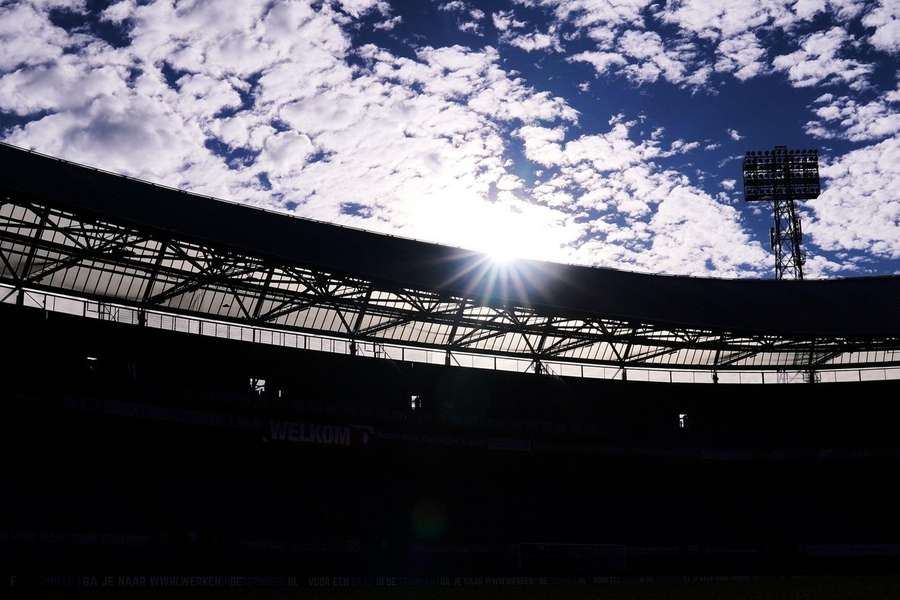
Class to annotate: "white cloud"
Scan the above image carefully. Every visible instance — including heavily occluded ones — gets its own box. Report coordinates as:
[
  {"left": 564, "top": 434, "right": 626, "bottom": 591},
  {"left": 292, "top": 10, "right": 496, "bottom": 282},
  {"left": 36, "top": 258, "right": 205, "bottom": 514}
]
[
  {"left": 438, "top": 0, "right": 486, "bottom": 34},
  {"left": 616, "top": 29, "right": 705, "bottom": 86},
  {"left": 438, "top": 1, "right": 466, "bottom": 11},
  {"left": 260, "top": 131, "right": 316, "bottom": 175},
  {"left": 335, "top": 0, "right": 388, "bottom": 18},
  {"left": 862, "top": 0, "right": 900, "bottom": 53},
  {"left": 552, "top": 22, "right": 710, "bottom": 88},
  {"left": 807, "top": 134, "right": 900, "bottom": 260},
  {"left": 29, "top": 0, "right": 87, "bottom": 8},
  {"left": 373, "top": 15, "right": 402, "bottom": 30},
  {"left": 772, "top": 27, "right": 872, "bottom": 89},
  {"left": 803, "top": 252, "right": 864, "bottom": 278},
  {"left": 518, "top": 118, "right": 768, "bottom": 275},
  {"left": 714, "top": 32, "right": 767, "bottom": 80},
  {"left": 516, "top": 125, "right": 567, "bottom": 166},
  {"left": 511, "top": 0, "right": 883, "bottom": 92},
  {"left": 727, "top": 128, "right": 743, "bottom": 140},
  {"left": 6, "top": 92, "right": 211, "bottom": 182},
  {"left": 0, "top": 58, "right": 129, "bottom": 115},
  {"left": 4, "top": 0, "right": 871, "bottom": 277},
  {"left": 492, "top": 10, "right": 526, "bottom": 31},
  {"left": 458, "top": 21, "right": 484, "bottom": 35},
  {"left": 805, "top": 88, "right": 900, "bottom": 142},
  {"left": 0, "top": 2, "right": 89, "bottom": 72},
  {"left": 567, "top": 51, "right": 627, "bottom": 74},
  {"left": 101, "top": 0, "right": 136, "bottom": 23},
  {"left": 503, "top": 30, "right": 563, "bottom": 52},
  {"left": 718, "top": 154, "right": 742, "bottom": 168},
  {"left": 514, "top": 0, "right": 652, "bottom": 29},
  {"left": 437, "top": 0, "right": 485, "bottom": 21},
  {"left": 659, "top": 0, "right": 860, "bottom": 39},
  {"left": 2, "top": 1, "right": 587, "bottom": 264},
  {"left": 666, "top": 139, "right": 701, "bottom": 155}
]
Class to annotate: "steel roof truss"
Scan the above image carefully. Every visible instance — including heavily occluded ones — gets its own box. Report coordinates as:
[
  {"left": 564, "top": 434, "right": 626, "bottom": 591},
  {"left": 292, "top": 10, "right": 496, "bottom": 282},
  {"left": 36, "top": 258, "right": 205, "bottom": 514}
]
[{"left": 0, "top": 196, "right": 898, "bottom": 373}]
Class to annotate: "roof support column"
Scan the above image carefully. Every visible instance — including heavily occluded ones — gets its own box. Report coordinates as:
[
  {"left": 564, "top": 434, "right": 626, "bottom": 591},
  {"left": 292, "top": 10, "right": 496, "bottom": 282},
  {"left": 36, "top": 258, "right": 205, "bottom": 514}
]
[
  {"left": 445, "top": 300, "right": 467, "bottom": 366},
  {"left": 138, "top": 239, "right": 168, "bottom": 327},
  {"left": 807, "top": 339, "right": 819, "bottom": 384},
  {"left": 16, "top": 205, "right": 50, "bottom": 306},
  {"left": 713, "top": 347, "right": 722, "bottom": 384},
  {"left": 621, "top": 335, "right": 634, "bottom": 381},
  {"left": 349, "top": 287, "right": 373, "bottom": 356},
  {"left": 0, "top": 247, "right": 20, "bottom": 303},
  {"left": 533, "top": 318, "right": 554, "bottom": 375}
]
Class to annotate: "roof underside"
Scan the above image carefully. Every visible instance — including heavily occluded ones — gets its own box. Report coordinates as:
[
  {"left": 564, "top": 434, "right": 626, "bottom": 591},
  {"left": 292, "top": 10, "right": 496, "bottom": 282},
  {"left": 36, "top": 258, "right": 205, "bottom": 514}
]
[{"left": 0, "top": 142, "right": 898, "bottom": 375}]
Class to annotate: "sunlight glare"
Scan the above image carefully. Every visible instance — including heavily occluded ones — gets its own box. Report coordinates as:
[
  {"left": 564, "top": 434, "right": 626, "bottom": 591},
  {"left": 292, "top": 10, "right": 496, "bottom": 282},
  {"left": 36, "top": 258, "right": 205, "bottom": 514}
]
[{"left": 412, "top": 186, "right": 581, "bottom": 265}]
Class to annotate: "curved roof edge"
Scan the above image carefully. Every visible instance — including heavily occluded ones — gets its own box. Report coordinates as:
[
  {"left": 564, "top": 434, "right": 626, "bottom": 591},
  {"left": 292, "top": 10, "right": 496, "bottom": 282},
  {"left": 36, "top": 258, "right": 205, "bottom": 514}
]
[{"left": 1, "top": 142, "right": 897, "bottom": 337}]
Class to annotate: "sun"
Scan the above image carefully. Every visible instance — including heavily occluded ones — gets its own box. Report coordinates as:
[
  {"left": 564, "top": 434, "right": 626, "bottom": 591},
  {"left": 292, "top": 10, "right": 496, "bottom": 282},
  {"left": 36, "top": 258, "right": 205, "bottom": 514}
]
[
  {"left": 414, "top": 187, "right": 574, "bottom": 266},
  {"left": 481, "top": 240, "right": 517, "bottom": 264},
  {"left": 463, "top": 206, "right": 536, "bottom": 264}
]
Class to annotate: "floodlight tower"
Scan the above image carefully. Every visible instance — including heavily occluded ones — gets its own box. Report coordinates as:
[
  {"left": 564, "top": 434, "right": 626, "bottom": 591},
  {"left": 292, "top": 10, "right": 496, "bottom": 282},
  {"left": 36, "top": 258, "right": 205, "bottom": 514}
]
[{"left": 742, "top": 146, "right": 820, "bottom": 280}]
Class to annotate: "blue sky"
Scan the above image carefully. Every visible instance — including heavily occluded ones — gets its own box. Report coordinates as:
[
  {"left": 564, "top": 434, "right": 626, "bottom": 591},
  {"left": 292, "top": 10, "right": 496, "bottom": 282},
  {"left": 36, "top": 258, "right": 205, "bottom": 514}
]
[{"left": 1, "top": 0, "right": 898, "bottom": 278}]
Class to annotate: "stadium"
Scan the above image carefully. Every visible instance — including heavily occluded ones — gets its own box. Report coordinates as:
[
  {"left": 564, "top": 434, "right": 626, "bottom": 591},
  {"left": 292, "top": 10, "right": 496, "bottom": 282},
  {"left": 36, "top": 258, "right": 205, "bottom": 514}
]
[{"left": 2, "top": 141, "right": 900, "bottom": 588}]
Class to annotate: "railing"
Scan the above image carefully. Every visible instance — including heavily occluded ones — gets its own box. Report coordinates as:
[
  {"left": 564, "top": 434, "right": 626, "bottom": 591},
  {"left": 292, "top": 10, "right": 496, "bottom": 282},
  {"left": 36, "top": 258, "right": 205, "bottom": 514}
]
[{"left": 5, "top": 284, "right": 899, "bottom": 384}]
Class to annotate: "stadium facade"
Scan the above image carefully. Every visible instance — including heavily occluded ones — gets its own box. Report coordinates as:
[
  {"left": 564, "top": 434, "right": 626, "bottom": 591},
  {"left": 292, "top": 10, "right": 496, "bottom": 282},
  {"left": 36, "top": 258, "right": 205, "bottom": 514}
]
[{"left": 2, "top": 142, "right": 900, "bottom": 581}]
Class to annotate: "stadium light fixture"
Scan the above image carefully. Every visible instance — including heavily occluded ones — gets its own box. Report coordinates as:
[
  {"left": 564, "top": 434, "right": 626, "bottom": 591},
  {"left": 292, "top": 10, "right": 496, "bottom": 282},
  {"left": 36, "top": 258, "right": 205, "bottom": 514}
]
[{"left": 742, "top": 145, "right": 820, "bottom": 280}]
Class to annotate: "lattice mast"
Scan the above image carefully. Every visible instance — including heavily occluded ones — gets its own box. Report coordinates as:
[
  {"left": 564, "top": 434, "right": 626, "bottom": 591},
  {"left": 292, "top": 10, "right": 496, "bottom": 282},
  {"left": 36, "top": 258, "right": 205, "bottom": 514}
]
[{"left": 742, "top": 146, "right": 820, "bottom": 280}]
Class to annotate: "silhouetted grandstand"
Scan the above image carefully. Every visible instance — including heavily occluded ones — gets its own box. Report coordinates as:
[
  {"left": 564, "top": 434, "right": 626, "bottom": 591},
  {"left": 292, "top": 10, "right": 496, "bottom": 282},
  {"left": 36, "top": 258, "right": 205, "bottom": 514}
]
[{"left": 2, "top": 142, "right": 900, "bottom": 584}]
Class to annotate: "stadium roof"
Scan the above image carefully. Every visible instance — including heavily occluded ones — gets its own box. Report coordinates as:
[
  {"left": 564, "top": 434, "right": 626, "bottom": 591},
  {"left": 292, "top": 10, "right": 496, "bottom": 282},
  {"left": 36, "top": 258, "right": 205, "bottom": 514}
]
[{"left": 1, "top": 142, "right": 898, "bottom": 376}]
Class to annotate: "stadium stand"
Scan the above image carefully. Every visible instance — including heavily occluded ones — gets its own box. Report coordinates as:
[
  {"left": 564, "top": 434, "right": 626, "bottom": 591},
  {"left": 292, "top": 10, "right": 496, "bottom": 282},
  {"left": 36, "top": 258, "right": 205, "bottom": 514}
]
[{"left": 2, "top": 142, "right": 900, "bottom": 579}]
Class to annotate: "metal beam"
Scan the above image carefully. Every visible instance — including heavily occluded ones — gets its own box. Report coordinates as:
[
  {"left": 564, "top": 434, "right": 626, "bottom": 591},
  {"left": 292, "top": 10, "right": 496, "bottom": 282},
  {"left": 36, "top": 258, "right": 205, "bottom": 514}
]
[
  {"left": 0, "top": 246, "right": 18, "bottom": 282},
  {"left": 140, "top": 240, "right": 169, "bottom": 305},
  {"left": 252, "top": 268, "right": 275, "bottom": 320},
  {"left": 0, "top": 196, "right": 898, "bottom": 375},
  {"left": 445, "top": 300, "right": 468, "bottom": 365},
  {"left": 20, "top": 231, "right": 146, "bottom": 283}
]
